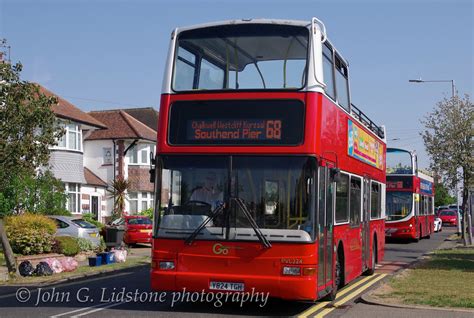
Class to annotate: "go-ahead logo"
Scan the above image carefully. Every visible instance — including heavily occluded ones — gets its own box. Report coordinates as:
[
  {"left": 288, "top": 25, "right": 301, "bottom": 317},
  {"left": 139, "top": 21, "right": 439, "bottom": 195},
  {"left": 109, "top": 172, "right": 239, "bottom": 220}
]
[
  {"left": 213, "top": 243, "right": 229, "bottom": 255},
  {"left": 212, "top": 243, "right": 243, "bottom": 255}
]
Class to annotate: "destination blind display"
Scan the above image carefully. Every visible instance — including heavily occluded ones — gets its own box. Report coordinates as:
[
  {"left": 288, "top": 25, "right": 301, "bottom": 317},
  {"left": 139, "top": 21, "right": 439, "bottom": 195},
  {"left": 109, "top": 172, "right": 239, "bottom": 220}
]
[
  {"left": 188, "top": 119, "right": 282, "bottom": 141},
  {"left": 387, "top": 176, "right": 414, "bottom": 190},
  {"left": 169, "top": 100, "right": 304, "bottom": 145}
]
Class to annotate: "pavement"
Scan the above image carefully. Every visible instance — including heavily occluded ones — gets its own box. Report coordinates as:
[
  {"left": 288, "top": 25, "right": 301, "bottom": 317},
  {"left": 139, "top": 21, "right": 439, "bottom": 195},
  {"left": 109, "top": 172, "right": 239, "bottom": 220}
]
[
  {"left": 352, "top": 231, "right": 473, "bottom": 318},
  {"left": 0, "top": 244, "right": 151, "bottom": 285}
]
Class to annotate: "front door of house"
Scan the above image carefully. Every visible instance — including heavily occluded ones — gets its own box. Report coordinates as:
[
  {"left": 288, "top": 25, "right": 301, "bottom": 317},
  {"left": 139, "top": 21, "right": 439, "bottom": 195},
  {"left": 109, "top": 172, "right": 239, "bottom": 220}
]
[{"left": 91, "top": 196, "right": 99, "bottom": 220}]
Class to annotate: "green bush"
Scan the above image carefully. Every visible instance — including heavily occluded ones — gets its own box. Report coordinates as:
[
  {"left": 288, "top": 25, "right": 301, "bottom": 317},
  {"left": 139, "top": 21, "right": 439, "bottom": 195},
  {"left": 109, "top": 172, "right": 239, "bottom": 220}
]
[
  {"left": 53, "top": 236, "right": 80, "bottom": 256},
  {"left": 0, "top": 171, "right": 68, "bottom": 216},
  {"left": 76, "top": 237, "right": 95, "bottom": 252},
  {"left": 82, "top": 213, "right": 104, "bottom": 230},
  {"left": 139, "top": 208, "right": 153, "bottom": 219},
  {"left": 96, "top": 236, "right": 106, "bottom": 253},
  {"left": 4, "top": 213, "right": 56, "bottom": 255}
]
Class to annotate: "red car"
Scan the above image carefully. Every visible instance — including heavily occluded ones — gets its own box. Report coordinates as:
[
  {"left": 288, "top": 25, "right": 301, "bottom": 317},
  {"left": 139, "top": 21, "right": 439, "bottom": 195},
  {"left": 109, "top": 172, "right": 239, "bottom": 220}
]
[
  {"left": 122, "top": 216, "right": 153, "bottom": 245},
  {"left": 438, "top": 209, "right": 458, "bottom": 226}
]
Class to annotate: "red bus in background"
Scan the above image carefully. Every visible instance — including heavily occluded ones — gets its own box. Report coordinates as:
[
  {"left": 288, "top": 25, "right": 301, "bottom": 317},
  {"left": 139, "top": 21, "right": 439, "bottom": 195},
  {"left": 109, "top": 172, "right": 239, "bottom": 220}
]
[
  {"left": 385, "top": 148, "right": 435, "bottom": 241},
  {"left": 150, "top": 18, "right": 386, "bottom": 301}
]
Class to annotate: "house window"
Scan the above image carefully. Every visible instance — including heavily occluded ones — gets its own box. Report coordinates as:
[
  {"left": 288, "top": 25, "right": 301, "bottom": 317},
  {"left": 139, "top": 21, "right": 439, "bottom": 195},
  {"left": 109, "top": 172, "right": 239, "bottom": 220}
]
[
  {"left": 128, "top": 191, "right": 154, "bottom": 214},
  {"left": 129, "top": 192, "right": 138, "bottom": 214},
  {"left": 129, "top": 147, "right": 138, "bottom": 164},
  {"left": 128, "top": 144, "right": 153, "bottom": 165},
  {"left": 66, "top": 183, "right": 81, "bottom": 213},
  {"left": 57, "top": 123, "right": 82, "bottom": 151}
]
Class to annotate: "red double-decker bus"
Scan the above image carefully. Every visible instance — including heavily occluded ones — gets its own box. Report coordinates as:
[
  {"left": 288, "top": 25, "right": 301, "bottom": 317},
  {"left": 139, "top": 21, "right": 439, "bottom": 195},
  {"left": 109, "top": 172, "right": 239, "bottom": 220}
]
[
  {"left": 151, "top": 18, "right": 386, "bottom": 301},
  {"left": 385, "top": 148, "right": 435, "bottom": 241}
]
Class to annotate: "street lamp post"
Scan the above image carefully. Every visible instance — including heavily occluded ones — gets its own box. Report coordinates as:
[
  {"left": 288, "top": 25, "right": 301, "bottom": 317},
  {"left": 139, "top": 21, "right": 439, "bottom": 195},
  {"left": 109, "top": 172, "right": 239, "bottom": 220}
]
[
  {"left": 408, "top": 78, "right": 456, "bottom": 100},
  {"left": 408, "top": 78, "right": 461, "bottom": 235}
]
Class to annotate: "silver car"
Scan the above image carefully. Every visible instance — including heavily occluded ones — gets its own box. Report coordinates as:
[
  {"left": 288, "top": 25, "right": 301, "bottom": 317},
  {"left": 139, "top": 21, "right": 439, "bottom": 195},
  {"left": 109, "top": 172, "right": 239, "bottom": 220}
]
[{"left": 48, "top": 216, "right": 100, "bottom": 246}]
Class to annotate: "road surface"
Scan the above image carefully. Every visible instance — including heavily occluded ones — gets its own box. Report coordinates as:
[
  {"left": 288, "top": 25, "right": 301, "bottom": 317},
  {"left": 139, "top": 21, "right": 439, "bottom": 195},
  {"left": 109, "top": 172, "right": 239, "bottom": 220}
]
[{"left": 0, "top": 228, "right": 463, "bottom": 317}]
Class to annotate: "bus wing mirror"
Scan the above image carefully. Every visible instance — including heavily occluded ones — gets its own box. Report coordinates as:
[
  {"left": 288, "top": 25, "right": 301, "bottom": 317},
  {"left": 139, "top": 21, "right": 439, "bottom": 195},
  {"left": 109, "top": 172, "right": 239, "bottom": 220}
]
[
  {"left": 149, "top": 168, "right": 155, "bottom": 183},
  {"left": 330, "top": 168, "right": 341, "bottom": 183},
  {"left": 149, "top": 152, "right": 156, "bottom": 183}
]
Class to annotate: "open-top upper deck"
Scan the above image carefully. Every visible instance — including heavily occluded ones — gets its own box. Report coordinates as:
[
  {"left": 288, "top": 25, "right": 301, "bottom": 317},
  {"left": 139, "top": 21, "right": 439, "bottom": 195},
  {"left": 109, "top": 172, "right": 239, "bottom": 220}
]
[{"left": 160, "top": 18, "right": 385, "bottom": 140}]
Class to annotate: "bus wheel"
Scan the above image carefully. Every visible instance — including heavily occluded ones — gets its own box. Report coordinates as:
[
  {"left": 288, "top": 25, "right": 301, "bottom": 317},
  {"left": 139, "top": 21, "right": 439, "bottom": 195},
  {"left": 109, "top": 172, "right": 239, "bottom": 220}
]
[
  {"left": 365, "top": 238, "right": 376, "bottom": 275},
  {"left": 413, "top": 226, "right": 420, "bottom": 242},
  {"left": 323, "top": 252, "right": 342, "bottom": 302},
  {"left": 335, "top": 249, "right": 344, "bottom": 290}
]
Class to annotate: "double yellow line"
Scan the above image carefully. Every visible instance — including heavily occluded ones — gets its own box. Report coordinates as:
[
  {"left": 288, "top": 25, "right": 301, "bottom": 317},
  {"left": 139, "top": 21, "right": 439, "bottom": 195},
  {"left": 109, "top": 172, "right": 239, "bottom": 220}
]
[{"left": 298, "top": 273, "right": 387, "bottom": 318}]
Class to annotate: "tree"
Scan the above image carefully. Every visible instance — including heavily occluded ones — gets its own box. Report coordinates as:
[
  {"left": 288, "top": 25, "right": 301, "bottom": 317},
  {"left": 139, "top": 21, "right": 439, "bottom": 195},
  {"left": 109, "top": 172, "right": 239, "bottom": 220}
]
[
  {"left": 0, "top": 62, "right": 64, "bottom": 192},
  {"left": 107, "top": 176, "right": 131, "bottom": 218},
  {"left": 434, "top": 181, "right": 456, "bottom": 207},
  {"left": 0, "top": 63, "right": 64, "bottom": 212},
  {"left": 421, "top": 94, "right": 473, "bottom": 245},
  {"left": 0, "top": 61, "right": 66, "bottom": 274}
]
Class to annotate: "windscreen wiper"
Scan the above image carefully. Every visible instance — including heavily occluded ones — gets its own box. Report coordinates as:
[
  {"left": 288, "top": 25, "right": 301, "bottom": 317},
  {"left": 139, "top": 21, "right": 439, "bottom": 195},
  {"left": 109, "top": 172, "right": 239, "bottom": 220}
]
[
  {"left": 232, "top": 197, "right": 272, "bottom": 249},
  {"left": 185, "top": 203, "right": 225, "bottom": 245}
]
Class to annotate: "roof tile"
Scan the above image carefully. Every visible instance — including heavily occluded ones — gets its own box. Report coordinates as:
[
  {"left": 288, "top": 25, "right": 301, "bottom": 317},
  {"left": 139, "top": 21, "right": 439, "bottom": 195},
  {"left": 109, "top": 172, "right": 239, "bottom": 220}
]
[
  {"left": 84, "top": 167, "right": 108, "bottom": 187},
  {"left": 37, "top": 85, "right": 107, "bottom": 129},
  {"left": 86, "top": 110, "right": 157, "bottom": 141}
]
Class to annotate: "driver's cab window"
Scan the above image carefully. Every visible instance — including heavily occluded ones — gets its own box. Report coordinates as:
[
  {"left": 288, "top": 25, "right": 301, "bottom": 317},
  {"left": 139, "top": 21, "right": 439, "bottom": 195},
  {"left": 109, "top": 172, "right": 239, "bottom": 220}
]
[{"left": 161, "top": 166, "right": 226, "bottom": 212}]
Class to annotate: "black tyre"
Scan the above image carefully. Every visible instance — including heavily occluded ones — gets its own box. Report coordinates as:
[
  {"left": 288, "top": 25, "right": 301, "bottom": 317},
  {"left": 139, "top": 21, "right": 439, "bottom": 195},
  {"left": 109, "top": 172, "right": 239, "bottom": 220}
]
[{"left": 365, "top": 240, "right": 376, "bottom": 275}]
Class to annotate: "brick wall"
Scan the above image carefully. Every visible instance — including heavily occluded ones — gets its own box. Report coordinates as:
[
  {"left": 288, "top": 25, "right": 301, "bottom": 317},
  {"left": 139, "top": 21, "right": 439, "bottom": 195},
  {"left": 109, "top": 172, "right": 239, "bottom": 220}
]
[{"left": 128, "top": 166, "right": 154, "bottom": 192}]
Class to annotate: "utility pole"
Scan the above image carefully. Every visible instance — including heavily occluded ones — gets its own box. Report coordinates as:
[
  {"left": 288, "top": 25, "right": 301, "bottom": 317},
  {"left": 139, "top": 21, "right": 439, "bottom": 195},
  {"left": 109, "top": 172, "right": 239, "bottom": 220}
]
[{"left": 408, "top": 78, "right": 468, "bottom": 242}]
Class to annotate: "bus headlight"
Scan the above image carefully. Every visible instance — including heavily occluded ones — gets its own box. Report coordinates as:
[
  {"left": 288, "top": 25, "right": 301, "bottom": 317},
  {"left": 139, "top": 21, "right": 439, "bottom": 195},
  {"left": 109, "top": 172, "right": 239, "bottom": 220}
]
[
  {"left": 282, "top": 266, "right": 301, "bottom": 276},
  {"left": 159, "top": 261, "right": 175, "bottom": 270}
]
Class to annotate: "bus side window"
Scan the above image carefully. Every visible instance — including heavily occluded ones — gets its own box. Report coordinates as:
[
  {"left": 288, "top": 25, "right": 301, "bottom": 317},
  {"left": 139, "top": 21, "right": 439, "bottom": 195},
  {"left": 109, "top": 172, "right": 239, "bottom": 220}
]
[
  {"left": 335, "top": 173, "right": 349, "bottom": 223},
  {"left": 322, "top": 43, "right": 335, "bottom": 100},
  {"left": 370, "top": 182, "right": 381, "bottom": 219},
  {"left": 335, "top": 55, "right": 350, "bottom": 112},
  {"left": 174, "top": 47, "right": 197, "bottom": 90},
  {"left": 349, "top": 176, "right": 361, "bottom": 226}
]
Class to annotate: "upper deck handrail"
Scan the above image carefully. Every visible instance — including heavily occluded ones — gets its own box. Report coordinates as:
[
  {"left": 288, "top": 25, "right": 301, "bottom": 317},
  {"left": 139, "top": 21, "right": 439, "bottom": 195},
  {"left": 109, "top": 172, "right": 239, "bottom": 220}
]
[{"left": 350, "top": 103, "right": 385, "bottom": 139}]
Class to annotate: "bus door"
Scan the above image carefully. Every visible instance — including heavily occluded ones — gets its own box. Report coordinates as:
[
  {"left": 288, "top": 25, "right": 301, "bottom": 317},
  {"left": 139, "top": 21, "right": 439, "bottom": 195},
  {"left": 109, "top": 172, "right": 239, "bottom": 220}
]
[
  {"left": 317, "top": 166, "right": 334, "bottom": 295},
  {"left": 424, "top": 196, "right": 430, "bottom": 234},
  {"left": 361, "top": 178, "right": 371, "bottom": 271},
  {"left": 414, "top": 194, "right": 420, "bottom": 235}
]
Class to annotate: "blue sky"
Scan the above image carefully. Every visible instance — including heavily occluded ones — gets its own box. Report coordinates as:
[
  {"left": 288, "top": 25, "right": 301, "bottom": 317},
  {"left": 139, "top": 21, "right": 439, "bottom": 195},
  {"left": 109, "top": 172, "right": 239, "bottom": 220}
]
[{"left": 0, "top": 0, "right": 472, "bottom": 168}]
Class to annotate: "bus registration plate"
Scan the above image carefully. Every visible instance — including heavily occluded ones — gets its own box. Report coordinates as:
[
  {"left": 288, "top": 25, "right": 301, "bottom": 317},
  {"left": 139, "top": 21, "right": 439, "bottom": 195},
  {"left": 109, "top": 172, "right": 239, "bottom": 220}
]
[{"left": 209, "top": 281, "right": 244, "bottom": 292}]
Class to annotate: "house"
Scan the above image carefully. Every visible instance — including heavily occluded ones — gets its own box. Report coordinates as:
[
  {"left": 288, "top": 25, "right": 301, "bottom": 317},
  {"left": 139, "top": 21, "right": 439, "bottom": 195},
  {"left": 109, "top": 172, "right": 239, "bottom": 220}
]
[
  {"left": 84, "top": 108, "right": 158, "bottom": 217},
  {"left": 39, "top": 85, "right": 109, "bottom": 220}
]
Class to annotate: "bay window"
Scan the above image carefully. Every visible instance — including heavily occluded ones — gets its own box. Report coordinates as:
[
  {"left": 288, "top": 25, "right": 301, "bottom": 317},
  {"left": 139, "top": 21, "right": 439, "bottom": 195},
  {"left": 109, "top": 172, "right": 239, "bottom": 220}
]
[
  {"left": 56, "top": 123, "right": 82, "bottom": 151},
  {"left": 128, "top": 143, "right": 153, "bottom": 165},
  {"left": 128, "top": 191, "right": 154, "bottom": 214}
]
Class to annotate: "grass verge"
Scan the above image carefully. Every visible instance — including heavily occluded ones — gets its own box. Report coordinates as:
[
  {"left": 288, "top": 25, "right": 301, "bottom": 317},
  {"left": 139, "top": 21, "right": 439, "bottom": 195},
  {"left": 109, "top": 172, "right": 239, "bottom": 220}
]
[
  {"left": 379, "top": 247, "right": 474, "bottom": 308},
  {"left": 0, "top": 256, "right": 150, "bottom": 285}
]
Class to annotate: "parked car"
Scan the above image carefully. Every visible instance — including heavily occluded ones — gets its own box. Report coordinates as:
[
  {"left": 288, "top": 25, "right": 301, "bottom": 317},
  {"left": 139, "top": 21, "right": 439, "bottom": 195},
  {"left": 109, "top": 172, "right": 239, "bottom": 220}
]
[
  {"left": 438, "top": 209, "right": 459, "bottom": 226},
  {"left": 48, "top": 215, "right": 100, "bottom": 246},
  {"left": 434, "top": 217, "right": 442, "bottom": 232},
  {"left": 123, "top": 216, "right": 152, "bottom": 245},
  {"left": 104, "top": 216, "right": 152, "bottom": 246}
]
